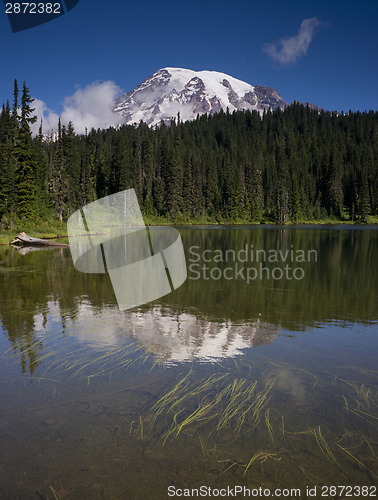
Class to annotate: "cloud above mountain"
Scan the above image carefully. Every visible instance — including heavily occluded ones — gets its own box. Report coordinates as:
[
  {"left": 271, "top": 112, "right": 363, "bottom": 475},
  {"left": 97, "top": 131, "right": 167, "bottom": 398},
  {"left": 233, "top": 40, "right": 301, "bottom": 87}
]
[
  {"left": 263, "top": 17, "right": 321, "bottom": 66},
  {"left": 61, "top": 81, "right": 122, "bottom": 133},
  {"left": 32, "top": 81, "right": 122, "bottom": 135}
]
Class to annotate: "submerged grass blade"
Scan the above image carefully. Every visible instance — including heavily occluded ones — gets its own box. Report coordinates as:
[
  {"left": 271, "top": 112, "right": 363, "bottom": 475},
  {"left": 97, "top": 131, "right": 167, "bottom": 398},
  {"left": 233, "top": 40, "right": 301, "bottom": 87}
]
[
  {"left": 137, "top": 416, "right": 144, "bottom": 440},
  {"left": 49, "top": 486, "right": 62, "bottom": 500},
  {"left": 281, "top": 415, "right": 285, "bottom": 440},
  {"left": 335, "top": 443, "right": 368, "bottom": 470},
  {"left": 359, "top": 432, "right": 377, "bottom": 458},
  {"left": 265, "top": 409, "right": 274, "bottom": 442},
  {"left": 198, "top": 434, "right": 209, "bottom": 457},
  {"left": 243, "top": 452, "right": 280, "bottom": 476},
  {"left": 218, "top": 459, "right": 241, "bottom": 475},
  {"left": 349, "top": 408, "right": 378, "bottom": 423},
  {"left": 311, "top": 426, "right": 339, "bottom": 466}
]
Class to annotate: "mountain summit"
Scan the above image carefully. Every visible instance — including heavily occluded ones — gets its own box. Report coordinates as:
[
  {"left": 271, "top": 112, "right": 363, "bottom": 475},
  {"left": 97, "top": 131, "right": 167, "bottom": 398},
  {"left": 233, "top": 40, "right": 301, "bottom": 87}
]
[{"left": 114, "top": 68, "right": 288, "bottom": 126}]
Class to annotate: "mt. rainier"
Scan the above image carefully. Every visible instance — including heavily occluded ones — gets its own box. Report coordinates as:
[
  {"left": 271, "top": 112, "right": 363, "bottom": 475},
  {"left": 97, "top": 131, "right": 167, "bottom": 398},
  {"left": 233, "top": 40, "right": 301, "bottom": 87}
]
[{"left": 114, "top": 67, "right": 289, "bottom": 127}]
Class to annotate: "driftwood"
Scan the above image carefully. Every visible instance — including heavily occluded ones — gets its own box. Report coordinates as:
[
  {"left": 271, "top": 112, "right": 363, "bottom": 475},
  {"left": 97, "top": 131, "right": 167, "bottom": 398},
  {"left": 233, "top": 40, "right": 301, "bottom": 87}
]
[{"left": 10, "top": 232, "right": 69, "bottom": 247}]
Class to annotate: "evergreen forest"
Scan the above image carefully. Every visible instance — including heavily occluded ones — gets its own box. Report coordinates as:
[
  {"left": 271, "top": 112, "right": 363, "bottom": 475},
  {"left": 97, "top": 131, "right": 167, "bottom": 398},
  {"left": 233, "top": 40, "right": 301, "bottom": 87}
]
[{"left": 1, "top": 80, "right": 377, "bottom": 228}]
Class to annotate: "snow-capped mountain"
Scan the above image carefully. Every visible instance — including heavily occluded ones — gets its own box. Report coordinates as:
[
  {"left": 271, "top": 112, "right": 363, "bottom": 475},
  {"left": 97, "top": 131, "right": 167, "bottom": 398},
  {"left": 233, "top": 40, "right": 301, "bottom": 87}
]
[{"left": 114, "top": 67, "right": 288, "bottom": 127}]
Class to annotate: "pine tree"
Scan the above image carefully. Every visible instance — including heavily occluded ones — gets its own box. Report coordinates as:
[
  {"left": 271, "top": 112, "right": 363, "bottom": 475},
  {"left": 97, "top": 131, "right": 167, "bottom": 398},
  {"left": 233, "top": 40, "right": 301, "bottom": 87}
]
[
  {"left": 47, "top": 119, "right": 68, "bottom": 221},
  {"left": 12, "top": 79, "right": 19, "bottom": 123},
  {"left": 0, "top": 101, "right": 17, "bottom": 219},
  {"left": 33, "top": 118, "right": 50, "bottom": 217},
  {"left": 79, "top": 146, "right": 97, "bottom": 207},
  {"left": 182, "top": 154, "right": 194, "bottom": 218},
  {"left": 62, "top": 121, "right": 81, "bottom": 211},
  {"left": 356, "top": 169, "right": 371, "bottom": 223},
  {"left": 163, "top": 132, "right": 183, "bottom": 218},
  {"left": 327, "top": 149, "right": 344, "bottom": 217},
  {"left": 275, "top": 151, "right": 290, "bottom": 224},
  {"left": 141, "top": 136, "right": 154, "bottom": 214},
  {"left": 290, "top": 176, "right": 301, "bottom": 222},
  {"left": 14, "top": 82, "right": 38, "bottom": 219}
]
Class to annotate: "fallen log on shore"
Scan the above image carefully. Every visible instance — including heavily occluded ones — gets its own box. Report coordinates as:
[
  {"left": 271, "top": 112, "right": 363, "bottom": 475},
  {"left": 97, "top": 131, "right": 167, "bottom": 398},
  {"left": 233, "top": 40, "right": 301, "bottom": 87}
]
[{"left": 10, "top": 232, "right": 69, "bottom": 247}]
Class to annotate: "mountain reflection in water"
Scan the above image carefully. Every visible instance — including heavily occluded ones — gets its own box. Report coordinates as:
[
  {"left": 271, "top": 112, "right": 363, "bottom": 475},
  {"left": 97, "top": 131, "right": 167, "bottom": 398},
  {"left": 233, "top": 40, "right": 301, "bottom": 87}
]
[{"left": 32, "top": 303, "right": 278, "bottom": 364}]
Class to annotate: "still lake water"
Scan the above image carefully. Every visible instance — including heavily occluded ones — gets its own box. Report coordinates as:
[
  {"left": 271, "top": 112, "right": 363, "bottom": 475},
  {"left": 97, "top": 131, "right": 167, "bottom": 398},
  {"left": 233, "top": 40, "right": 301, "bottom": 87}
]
[{"left": 0, "top": 226, "right": 377, "bottom": 499}]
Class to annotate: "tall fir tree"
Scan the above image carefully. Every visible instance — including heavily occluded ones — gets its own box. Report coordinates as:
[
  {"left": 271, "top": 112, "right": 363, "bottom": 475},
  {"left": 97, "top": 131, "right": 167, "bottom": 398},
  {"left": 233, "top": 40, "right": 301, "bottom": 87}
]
[
  {"left": 0, "top": 101, "right": 17, "bottom": 219},
  {"left": 47, "top": 119, "right": 68, "bottom": 221},
  {"left": 14, "top": 82, "right": 38, "bottom": 219}
]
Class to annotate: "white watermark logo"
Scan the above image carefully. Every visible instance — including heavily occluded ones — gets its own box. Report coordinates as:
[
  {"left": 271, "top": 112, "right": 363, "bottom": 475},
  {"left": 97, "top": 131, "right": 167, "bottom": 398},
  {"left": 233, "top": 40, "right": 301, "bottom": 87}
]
[
  {"left": 67, "top": 189, "right": 187, "bottom": 310},
  {"left": 5, "top": 0, "right": 80, "bottom": 33},
  {"left": 188, "top": 245, "right": 317, "bottom": 282}
]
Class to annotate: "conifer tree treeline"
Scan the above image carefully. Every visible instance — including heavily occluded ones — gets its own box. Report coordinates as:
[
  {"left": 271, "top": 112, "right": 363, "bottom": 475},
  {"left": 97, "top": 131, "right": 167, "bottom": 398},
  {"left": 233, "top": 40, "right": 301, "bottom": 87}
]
[{"left": 0, "top": 81, "right": 377, "bottom": 225}]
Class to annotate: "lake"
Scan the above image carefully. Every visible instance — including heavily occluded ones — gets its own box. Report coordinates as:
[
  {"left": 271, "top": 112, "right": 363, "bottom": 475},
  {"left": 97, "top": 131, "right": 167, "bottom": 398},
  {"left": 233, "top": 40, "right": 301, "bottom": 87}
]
[{"left": 0, "top": 226, "right": 377, "bottom": 499}]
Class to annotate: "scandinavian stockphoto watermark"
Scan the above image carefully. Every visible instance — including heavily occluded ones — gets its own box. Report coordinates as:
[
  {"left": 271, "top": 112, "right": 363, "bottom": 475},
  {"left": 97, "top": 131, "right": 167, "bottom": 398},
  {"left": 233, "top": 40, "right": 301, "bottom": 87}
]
[
  {"left": 67, "top": 189, "right": 316, "bottom": 309},
  {"left": 67, "top": 189, "right": 187, "bottom": 311},
  {"left": 188, "top": 244, "right": 317, "bottom": 282}
]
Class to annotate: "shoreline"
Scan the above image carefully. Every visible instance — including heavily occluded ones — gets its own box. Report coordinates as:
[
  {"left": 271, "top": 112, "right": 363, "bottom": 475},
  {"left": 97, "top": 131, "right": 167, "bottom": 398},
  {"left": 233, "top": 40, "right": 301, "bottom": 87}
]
[{"left": 1, "top": 219, "right": 378, "bottom": 246}]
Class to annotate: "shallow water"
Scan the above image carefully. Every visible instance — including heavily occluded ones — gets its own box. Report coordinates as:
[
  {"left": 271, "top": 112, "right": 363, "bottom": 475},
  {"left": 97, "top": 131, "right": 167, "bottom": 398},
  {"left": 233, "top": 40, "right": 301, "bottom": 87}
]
[{"left": 0, "top": 226, "right": 377, "bottom": 499}]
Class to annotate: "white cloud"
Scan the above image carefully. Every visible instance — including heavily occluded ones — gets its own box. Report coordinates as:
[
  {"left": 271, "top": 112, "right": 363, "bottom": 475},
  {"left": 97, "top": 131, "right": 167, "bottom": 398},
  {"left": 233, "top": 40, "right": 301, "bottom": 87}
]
[
  {"left": 31, "top": 80, "right": 122, "bottom": 136},
  {"left": 61, "top": 81, "right": 122, "bottom": 134},
  {"left": 263, "top": 17, "right": 321, "bottom": 66},
  {"left": 31, "top": 98, "right": 60, "bottom": 136}
]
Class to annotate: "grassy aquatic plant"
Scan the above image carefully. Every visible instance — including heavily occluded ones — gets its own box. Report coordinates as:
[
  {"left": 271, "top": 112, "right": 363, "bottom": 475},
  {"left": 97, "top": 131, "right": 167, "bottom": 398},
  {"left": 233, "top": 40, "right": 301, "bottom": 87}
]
[
  {"left": 150, "top": 370, "right": 194, "bottom": 425},
  {"left": 348, "top": 408, "right": 378, "bottom": 423},
  {"left": 40, "top": 338, "right": 163, "bottom": 383},
  {"left": 137, "top": 415, "right": 144, "bottom": 440},
  {"left": 332, "top": 425, "right": 378, "bottom": 476},
  {"left": 281, "top": 415, "right": 286, "bottom": 440},
  {"left": 198, "top": 434, "right": 210, "bottom": 457},
  {"left": 163, "top": 402, "right": 215, "bottom": 443},
  {"left": 310, "top": 426, "right": 339, "bottom": 465},
  {"left": 335, "top": 443, "right": 369, "bottom": 470},
  {"left": 219, "top": 452, "right": 281, "bottom": 476},
  {"left": 243, "top": 452, "right": 281, "bottom": 475},
  {"left": 359, "top": 432, "right": 378, "bottom": 458},
  {"left": 340, "top": 380, "right": 378, "bottom": 424},
  {"left": 49, "top": 485, "right": 62, "bottom": 500},
  {"left": 265, "top": 409, "right": 274, "bottom": 442},
  {"left": 341, "top": 380, "right": 376, "bottom": 408},
  {"left": 139, "top": 359, "right": 378, "bottom": 485},
  {"left": 149, "top": 370, "right": 276, "bottom": 443}
]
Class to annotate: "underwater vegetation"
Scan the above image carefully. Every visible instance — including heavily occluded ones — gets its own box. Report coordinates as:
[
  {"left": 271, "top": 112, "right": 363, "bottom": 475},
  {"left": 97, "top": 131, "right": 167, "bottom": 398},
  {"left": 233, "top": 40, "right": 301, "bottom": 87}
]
[
  {"left": 141, "top": 359, "right": 378, "bottom": 483},
  {"left": 149, "top": 370, "right": 275, "bottom": 443},
  {"left": 1, "top": 330, "right": 378, "bottom": 494}
]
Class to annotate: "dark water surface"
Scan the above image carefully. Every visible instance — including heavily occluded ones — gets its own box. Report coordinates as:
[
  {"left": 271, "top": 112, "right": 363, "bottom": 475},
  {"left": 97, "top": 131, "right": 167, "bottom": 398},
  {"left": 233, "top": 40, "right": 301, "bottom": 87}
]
[{"left": 0, "top": 226, "right": 377, "bottom": 499}]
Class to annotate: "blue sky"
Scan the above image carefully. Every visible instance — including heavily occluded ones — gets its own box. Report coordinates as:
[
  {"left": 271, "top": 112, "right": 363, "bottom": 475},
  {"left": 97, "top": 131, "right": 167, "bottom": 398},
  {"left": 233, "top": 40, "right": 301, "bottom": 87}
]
[{"left": 0, "top": 0, "right": 377, "bottom": 132}]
